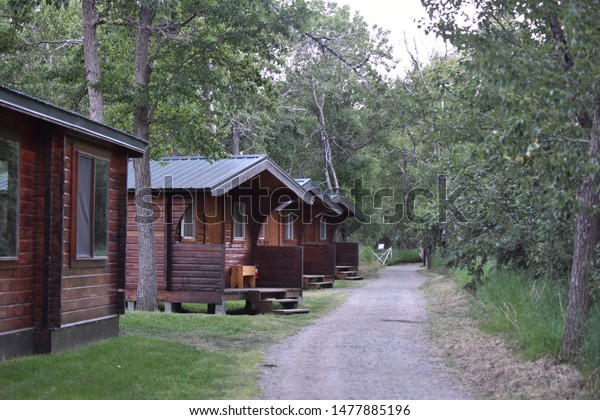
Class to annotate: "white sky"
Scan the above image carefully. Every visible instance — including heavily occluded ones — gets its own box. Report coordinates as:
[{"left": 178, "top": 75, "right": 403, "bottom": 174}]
[{"left": 334, "top": 0, "right": 448, "bottom": 74}]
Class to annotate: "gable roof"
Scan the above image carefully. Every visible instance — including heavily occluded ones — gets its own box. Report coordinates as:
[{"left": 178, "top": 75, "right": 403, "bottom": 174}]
[
  {"left": 128, "top": 155, "right": 313, "bottom": 204},
  {"left": 327, "top": 192, "right": 366, "bottom": 221},
  {"left": 0, "top": 85, "right": 147, "bottom": 155},
  {"left": 296, "top": 178, "right": 365, "bottom": 221},
  {"left": 295, "top": 178, "right": 342, "bottom": 216}
]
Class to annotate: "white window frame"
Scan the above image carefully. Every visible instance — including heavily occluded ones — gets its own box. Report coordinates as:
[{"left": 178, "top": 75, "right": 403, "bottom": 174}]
[
  {"left": 319, "top": 217, "right": 327, "bottom": 240},
  {"left": 284, "top": 213, "right": 294, "bottom": 241},
  {"left": 180, "top": 202, "right": 195, "bottom": 240},
  {"left": 233, "top": 201, "right": 247, "bottom": 240}
]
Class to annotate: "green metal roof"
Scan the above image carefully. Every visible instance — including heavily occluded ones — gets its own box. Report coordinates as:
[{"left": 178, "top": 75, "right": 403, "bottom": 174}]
[
  {"left": 0, "top": 85, "right": 147, "bottom": 155},
  {"left": 128, "top": 155, "right": 313, "bottom": 204}
]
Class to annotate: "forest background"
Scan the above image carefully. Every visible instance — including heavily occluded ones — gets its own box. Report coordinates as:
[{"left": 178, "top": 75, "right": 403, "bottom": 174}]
[{"left": 1, "top": 0, "right": 598, "bottom": 386}]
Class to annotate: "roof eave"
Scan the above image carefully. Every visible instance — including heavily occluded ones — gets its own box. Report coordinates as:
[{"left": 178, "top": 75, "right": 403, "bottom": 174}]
[{"left": 0, "top": 86, "right": 147, "bottom": 155}]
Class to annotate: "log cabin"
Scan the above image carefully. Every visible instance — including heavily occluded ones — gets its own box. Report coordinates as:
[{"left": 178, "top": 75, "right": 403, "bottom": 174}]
[
  {"left": 125, "top": 155, "right": 314, "bottom": 314},
  {"left": 0, "top": 86, "right": 146, "bottom": 360},
  {"left": 259, "top": 178, "right": 365, "bottom": 287}
]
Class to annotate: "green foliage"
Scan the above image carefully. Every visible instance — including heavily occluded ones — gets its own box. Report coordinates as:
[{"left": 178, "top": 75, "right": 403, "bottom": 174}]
[
  {"left": 359, "top": 244, "right": 375, "bottom": 264},
  {"left": 408, "top": 1, "right": 600, "bottom": 289},
  {"left": 0, "top": 0, "right": 311, "bottom": 158}
]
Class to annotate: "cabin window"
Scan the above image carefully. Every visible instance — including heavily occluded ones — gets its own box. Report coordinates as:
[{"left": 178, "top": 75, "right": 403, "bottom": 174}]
[
  {"left": 76, "top": 153, "right": 109, "bottom": 259},
  {"left": 319, "top": 218, "right": 327, "bottom": 240},
  {"left": 180, "top": 203, "right": 195, "bottom": 240},
  {"left": 233, "top": 201, "right": 246, "bottom": 240},
  {"left": 0, "top": 137, "right": 19, "bottom": 258},
  {"left": 284, "top": 213, "right": 294, "bottom": 241}
]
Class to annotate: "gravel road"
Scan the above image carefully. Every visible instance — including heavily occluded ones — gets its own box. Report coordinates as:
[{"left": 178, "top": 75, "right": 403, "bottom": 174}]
[{"left": 260, "top": 264, "right": 469, "bottom": 400}]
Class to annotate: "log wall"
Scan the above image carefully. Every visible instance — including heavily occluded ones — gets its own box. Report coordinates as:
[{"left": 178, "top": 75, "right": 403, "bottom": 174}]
[
  {"left": 0, "top": 118, "right": 46, "bottom": 335},
  {"left": 334, "top": 242, "right": 360, "bottom": 267},
  {"left": 255, "top": 246, "right": 303, "bottom": 289},
  {"left": 303, "top": 244, "right": 336, "bottom": 276}
]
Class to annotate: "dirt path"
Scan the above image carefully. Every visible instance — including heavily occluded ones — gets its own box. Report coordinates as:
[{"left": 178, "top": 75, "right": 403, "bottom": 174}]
[{"left": 260, "top": 264, "right": 469, "bottom": 400}]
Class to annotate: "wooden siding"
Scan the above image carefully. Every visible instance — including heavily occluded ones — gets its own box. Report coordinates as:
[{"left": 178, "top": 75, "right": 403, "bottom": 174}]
[
  {"left": 61, "top": 140, "right": 129, "bottom": 326},
  {"left": 169, "top": 243, "right": 225, "bottom": 293},
  {"left": 125, "top": 192, "right": 226, "bottom": 303},
  {"left": 334, "top": 242, "right": 360, "bottom": 267},
  {"left": 303, "top": 244, "right": 336, "bottom": 276},
  {"left": 255, "top": 246, "right": 303, "bottom": 289},
  {"left": 0, "top": 115, "right": 47, "bottom": 334}
]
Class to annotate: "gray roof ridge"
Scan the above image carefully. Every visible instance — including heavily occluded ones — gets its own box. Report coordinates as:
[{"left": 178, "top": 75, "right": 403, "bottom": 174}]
[{"left": 161, "top": 154, "right": 266, "bottom": 161}]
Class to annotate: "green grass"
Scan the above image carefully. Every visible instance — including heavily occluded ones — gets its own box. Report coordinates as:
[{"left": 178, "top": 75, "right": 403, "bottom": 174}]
[
  {"left": 473, "top": 269, "right": 566, "bottom": 360},
  {"left": 452, "top": 266, "right": 600, "bottom": 388},
  {"left": 361, "top": 246, "right": 422, "bottom": 266},
  {"left": 387, "top": 248, "right": 422, "bottom": 265},
  {"left": 451, "top": 267, "right": 472, "bottom": 291},
  {"left": 0, "top": 289, "right": 350, "bottom": 399},
  {"left": 0, "top": 337, "right": 254, "bottom": 399}
]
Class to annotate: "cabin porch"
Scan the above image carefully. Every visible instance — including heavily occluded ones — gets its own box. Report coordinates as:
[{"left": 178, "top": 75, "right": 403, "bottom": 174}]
[
  {"left": 221, "top": 287, "right": 308, "bottom": 315},
  {"left": 333, "top": 242, "right": 363, "bottom": 280}
]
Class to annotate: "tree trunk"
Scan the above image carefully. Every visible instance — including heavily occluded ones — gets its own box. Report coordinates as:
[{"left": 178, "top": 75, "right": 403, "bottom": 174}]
[
  {"left": 231, "top": 119, "right": 241, "bottom": 155},
  {"left": 81, "top": 0, "right": 104, "bottom": 123},
  {"left": 311, "top": 80, "right": 339, "bottom": 193},
  {"left": 133, "top": 6, "right": 158, "bottom": 311},
  {"left": 560, "top": 104, "right": 600, "bottom": 361}
]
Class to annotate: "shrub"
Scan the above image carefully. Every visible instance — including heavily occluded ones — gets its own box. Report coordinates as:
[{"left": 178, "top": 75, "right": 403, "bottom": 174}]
[{"left": 360, "top": 245, "right": 375, "bottom": 263}]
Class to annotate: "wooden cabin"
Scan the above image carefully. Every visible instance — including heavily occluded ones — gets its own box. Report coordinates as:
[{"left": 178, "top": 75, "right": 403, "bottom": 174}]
[
  {"left": 327, "top": 194, "right": 364, "bottom": 279},
  {"left": 125, "top": 155, "right": 314, "bottom": 314},
  {"left": 0, "top": 86, "right": 146, "bottom": 360},
  {"left": 258, "top": 178, "right": 364, "bottom": 287}
]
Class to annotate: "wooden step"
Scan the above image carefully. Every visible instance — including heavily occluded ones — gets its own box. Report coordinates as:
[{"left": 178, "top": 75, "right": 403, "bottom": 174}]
[
  {"left": 255, "top": 291, "right": 288, "bottom": 300},
  {"left": 266, "top": 298, "right": 299, "bottom": 303},
  {"left": 272, "top": 308, "right": 311, "bottom": 315},
  {"left": 268, "top": 298, "right": 301, "bottom": 309},
  {"left": 304, "top": 280, "right": 334, "bottom": 290}
]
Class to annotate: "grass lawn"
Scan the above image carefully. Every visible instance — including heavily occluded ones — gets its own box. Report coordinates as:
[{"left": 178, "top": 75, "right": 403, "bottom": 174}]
[{"left": 0, "top": 288, "right": 354, "bottom": 399}]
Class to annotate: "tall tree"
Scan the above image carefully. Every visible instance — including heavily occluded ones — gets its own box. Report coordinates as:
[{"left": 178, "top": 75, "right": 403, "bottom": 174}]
[
  {"left": 130, "top": 4, "right": 157, "bottom": 310},
  {"left": 421, "top": 0, "right": 600, "bottom": 360},
  {"left": 81, "top": 0, "right": 103, "bottom": 122},
  {"left": 269, "top": 1, "right": 395, "bottom": 194}
]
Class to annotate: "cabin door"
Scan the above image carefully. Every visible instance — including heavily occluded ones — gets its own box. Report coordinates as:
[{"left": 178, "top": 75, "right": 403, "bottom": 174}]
[
  {"left": 204, "top": 195, "right": 224, "bottom": 244},
  {"left": 263, "top": 211, "right": 281, "bottom": 246}
]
